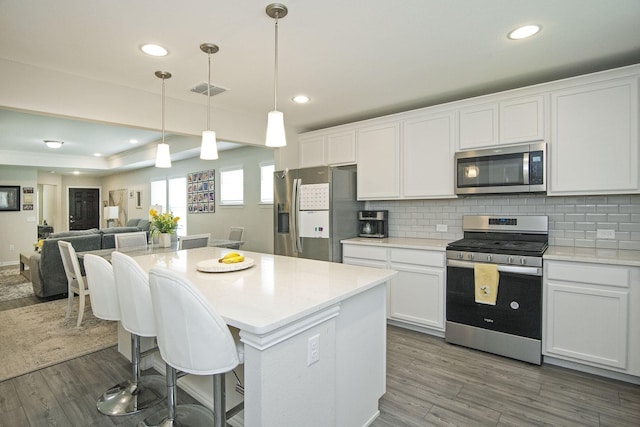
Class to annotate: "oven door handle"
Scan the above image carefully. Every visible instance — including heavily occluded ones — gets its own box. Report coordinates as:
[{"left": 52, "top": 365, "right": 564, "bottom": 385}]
[{"left": 447, "top": 259, "right": 541, "bottom": 276}]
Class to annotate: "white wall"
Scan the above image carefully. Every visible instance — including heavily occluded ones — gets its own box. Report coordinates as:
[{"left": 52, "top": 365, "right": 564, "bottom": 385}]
[
  {"left": 0, "top": 166, "right": 38, "bottom": 265},
  {"left": 102, "top": 145, "right": 275, "bottom": 254}
]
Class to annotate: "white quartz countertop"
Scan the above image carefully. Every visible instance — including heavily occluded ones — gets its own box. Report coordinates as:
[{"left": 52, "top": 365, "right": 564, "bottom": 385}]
[
  {"left": 341, "top": 237, "right": 448, "bottom": 251},
  {"left": 131, "top": 247, "right": 397, "bottom": 335},
  {"left": 341, "top": 238, "right": 640, "bottom": 267},
  {"left": 544, "top": 246, "right": 640, "bottom": 267}
]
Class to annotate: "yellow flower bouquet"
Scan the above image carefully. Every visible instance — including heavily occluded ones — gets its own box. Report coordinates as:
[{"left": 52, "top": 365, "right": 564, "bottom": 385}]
[{"left": 149, "top": 208, "right": 180, "bottom": 236}]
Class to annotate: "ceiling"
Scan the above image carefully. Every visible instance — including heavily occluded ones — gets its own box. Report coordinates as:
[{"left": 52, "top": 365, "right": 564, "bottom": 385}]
[{"left": 1, "top": 0, "right": 639, "bottom": 176}]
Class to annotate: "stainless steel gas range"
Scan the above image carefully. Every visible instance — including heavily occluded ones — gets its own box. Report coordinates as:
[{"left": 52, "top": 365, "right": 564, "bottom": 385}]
[{"left": 445, "top": 215, "right": 548, "bottom": 365}]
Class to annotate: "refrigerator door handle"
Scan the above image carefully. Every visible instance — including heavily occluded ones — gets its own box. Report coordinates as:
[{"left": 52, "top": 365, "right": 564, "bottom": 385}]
[{"left": 292, "top": 178, "right": 303, "bottom": 254}]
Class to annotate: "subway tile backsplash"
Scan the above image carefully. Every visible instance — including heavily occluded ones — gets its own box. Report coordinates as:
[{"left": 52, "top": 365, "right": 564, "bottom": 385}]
[{"left": 367, "top": 194, "right": 640, "bottom": 251}]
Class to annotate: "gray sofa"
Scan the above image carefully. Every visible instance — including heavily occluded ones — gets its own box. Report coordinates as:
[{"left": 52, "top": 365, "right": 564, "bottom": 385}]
[{"left": 29, "top": 220, "right": 151, "bottom": 298}]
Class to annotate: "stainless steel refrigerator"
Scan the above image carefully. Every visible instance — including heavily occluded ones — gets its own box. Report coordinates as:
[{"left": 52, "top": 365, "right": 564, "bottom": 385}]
[{"left": 274, "top": 165, "right": 364, "bottom": 262}]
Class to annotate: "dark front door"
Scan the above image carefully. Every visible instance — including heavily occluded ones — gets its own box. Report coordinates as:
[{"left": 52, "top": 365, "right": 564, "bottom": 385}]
[{"left": 69, "top": 188, "right": 100, "bottom": 230}]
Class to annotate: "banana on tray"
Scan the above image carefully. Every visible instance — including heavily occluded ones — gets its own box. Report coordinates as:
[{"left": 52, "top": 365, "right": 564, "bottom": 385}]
[{"left": 218, "top": 252, "right": 245, "bottom": 264}]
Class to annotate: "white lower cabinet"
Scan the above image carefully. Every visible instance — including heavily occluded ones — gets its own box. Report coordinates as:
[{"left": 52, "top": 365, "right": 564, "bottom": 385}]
[
  {"left": 544, "top": 260, "right": 639, "bottom": 377},
  {"left": 389, "top": 248, "right": 445, "bottom": 331},
  {"left": 343, "top": 243, "right": 446, "bottom": 334}
]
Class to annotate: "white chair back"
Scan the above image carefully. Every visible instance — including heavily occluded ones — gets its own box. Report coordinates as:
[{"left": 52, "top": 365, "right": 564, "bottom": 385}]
[
  {"left": 111, "top": 251, "right": 156, "bottom": 337},
  {"left": 178, "top": 233, "right": 210, "bottom": 250},
  {"left": 149, "top": 266, "right": 240, "bottom": 375},
  {"left": 115, "top": 231, "right": 148, "bottom": 249},
  {"left": 58, "top": 240, "right": 90, "bottom": 327},
  {"left": 228, "top": 226, "right": 244, "bottom": 242},
  {"left": 83, "top": 253, "right": 120, "bottom": 321},
  {"left": 58, "top": 241, "right": 85, "bottom": 289}
]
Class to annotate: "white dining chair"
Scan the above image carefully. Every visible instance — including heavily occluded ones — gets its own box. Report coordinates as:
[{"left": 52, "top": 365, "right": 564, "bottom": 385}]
[
  {"left": 114, "top": 231, "right": 148, "bottom": 249},
  {"left": 83, "top": 253, "right": 163, "bottom": 415},
  {"left": 227, "top": 226, "right": 244, "bottom": 249},
  {"left": 58, "top": 240, "right": 90, "bottom": 327},
  {"left": 145, "top": 266, "right": 244, "bottom": 427},
  {"left": 178, "top": 233, "right": 210, "bottom": 250}
]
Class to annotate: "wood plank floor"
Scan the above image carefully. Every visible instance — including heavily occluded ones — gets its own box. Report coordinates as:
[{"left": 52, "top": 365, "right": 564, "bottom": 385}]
[
  {"left": 1, "top": 324, "right": 638, "bottom": 426},
  {"left": 372, "top": 327, "right": 640, "bottom": 427}
]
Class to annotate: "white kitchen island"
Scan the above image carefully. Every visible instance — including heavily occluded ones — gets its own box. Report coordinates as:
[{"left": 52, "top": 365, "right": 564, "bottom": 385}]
[{"left": 119, "top": 246, "right": 397, "bottom": 426}]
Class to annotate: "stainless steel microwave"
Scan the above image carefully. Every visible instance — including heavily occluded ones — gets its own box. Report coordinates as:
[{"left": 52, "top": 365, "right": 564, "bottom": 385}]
[{"left": 454, "top": 142, "right": 546, "bottom": 195}]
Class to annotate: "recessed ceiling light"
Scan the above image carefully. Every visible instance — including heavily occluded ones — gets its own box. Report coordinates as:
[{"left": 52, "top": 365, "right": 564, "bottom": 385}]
[
  {"left": 94, "top": 153, "right": 102, "bottom": 157},
  {"left": 44, "top": 140, "right": 64, "bottom": 149},
  {"left": 129, "top": 139, "right": 139, "bottom": 144},
  {"left": 141, "top": 44, "right": 168, "bottom": 57},
  {"left": 73, "top": 171, "right": 80, "bottom": 175},
  {"left": 292, "top": 95, "right": 310, "bottom": 104},
  {"left": 508, "top": 25, "right": 541, "bottom": 40}
]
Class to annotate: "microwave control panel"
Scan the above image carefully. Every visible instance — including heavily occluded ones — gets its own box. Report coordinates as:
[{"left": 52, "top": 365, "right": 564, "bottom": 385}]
[{"left": 529, "top": 150, "right": 544, "bottom": 185}]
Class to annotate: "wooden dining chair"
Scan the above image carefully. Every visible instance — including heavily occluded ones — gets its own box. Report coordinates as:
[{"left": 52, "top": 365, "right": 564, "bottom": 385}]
[
  {"left": 178, "top": 233, "right": 210, "bottom": 250},
  {"left": 114, "top": 231, "right": 148, "bottom": 249},
  {"left": 58, "top": 240, "right": 90, "bottom": 327}
]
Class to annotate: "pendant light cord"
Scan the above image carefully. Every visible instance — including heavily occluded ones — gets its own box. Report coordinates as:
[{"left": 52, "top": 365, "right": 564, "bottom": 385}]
[
  {"left": 207, "top": 53, "right": 212, "bottom": 130},
  {"left": 273, "top": 14, "right": 279, "bottom": 111},
  {"left": 161, "top": 76, "right": 166, "bottom": 143}
]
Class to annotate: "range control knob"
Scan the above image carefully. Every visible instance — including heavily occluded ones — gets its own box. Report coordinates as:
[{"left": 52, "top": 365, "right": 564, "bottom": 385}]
[
  {"left": 468, "top": 253, "right": 475, "bottom": 260},
  {"left": 457, "top": 252, "right": 464, "bottom": 260},
  {"left": 486, "top": 255, "right": 492, "bottom": 262},
  {"left": 507, "top": 256, "right": 514, "bottom": 264},
  {"left": 520, "top": 257, "right": 527, "bottom": 265}
]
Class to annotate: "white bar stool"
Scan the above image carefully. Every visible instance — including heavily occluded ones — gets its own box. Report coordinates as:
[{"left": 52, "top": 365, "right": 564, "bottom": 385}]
[
  {"left": 108, "top": 251, "right": 166, "bottom": 414},
  {"left": 144, "top": 266, "right": 244, "bottom": 427}
]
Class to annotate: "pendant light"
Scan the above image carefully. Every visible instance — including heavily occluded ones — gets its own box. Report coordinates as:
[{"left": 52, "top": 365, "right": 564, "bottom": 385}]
[
  {"left": 265, "top": 3, "right": 288, "bottom": 148},
  {"left": 155, "top": 71, "right": 172, "bottom": 168},
  {"left": 200, "top": 43, "right": 220, "bottom": 160}
]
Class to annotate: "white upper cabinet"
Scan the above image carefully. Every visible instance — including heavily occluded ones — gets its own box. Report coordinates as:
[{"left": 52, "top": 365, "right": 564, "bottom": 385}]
[
  {"left": 459, "top": 103, "right": 498, "bottom": 149},
  {"left": 356, "top": 122, "right": 401, "bottom": 199},
  {"left": 299, "top": 134, "right": 326, "bottom": 168},
  {"left": 500, "top": 95, "right": 545, "bottom": 144},
  {"left": 356, "top": 112, "right": 456, "bottom": 200},
  {"left": 549, "top": 77, "right": 639, "bottom": 195},
  {"left": 326, "top": 130, "right": 357, "bottom": 165},
  {"left": 459, "top": 95, "right": 545, "bottom": 150},
  {"left": 299, "top": 129, "right": 356, "bottom": 168},
  {"left": 402, "top": 112, "right": 455, "bottom": 198}
]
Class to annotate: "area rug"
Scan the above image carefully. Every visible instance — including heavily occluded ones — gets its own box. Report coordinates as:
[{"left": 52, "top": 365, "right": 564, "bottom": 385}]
[
  {"left": 0, "top": 297, "right": 118, "bottom": 381},
  {"left": 0, "top": 266, "right": 35, "bottom": 302}
]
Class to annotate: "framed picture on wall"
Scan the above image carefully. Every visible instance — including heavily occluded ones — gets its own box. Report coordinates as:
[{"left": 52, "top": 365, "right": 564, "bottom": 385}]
[{"left": 0, "top": 185, "right": 20, "bottom": 211}]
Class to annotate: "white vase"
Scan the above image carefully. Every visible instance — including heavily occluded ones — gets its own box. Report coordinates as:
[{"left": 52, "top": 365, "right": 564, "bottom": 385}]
[{"left": 159, "top": 233, "right": 172, "bottom": 248}]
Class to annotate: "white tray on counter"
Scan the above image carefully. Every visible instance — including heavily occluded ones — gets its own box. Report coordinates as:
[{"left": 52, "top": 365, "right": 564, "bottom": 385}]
[{"left": 196, "top": 257, "right": 255, "bottom": 273}]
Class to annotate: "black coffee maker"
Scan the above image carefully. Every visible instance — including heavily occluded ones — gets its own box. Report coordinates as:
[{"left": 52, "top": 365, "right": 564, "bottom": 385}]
[{"left": 358, "top": 210, "right": 388, "bottom": 238}]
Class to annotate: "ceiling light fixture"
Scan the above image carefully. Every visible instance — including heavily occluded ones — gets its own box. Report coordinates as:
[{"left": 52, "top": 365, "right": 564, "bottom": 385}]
[
  {"left": 141, "top": 44, "right": 168, "bottom": 57},
  {"left": 292, "top": 95, "right": 310, "bottom": 104},
  {"left": 155, "top": 71, "right": 172, "bottom": 168},
  {"left": 44, "top": 140, "right": 64, "bottom": 149},
  {"left": 199, "top": 43, "right": 220, "bottom": 160},
  {"left": 265, "top": 3, "right": 288, "bottom": 148},
  {"left": 129, "top": 139, "right": 139, "bottom": 144},
  {"left": 508, "top": 24, "right": 541, "bottom": 40}
]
